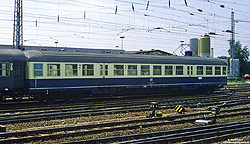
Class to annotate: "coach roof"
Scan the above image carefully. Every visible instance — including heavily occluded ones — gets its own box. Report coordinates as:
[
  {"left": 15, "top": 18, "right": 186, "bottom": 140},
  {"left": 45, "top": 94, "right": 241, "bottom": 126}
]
[
  {"left": 0, "top": 49, "right": 26, "bottom": 62},
  {"left": 23, "top": 50, "right": 226, "bottom": 65}
]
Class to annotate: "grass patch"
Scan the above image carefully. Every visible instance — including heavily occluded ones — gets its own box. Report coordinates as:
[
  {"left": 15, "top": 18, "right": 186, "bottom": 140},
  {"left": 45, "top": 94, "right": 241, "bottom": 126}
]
[{"left": 227, "top": 78, "right": 247, "bottom": 84}]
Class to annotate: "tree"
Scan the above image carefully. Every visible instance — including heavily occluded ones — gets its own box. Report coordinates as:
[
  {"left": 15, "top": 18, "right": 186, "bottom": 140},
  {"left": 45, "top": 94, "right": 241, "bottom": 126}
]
[
  {"left": 217, "top": 56, "right": 228, "bottom": 59},
  {"left": 228, "top": 40, "right": 250, "bottom": 75}
]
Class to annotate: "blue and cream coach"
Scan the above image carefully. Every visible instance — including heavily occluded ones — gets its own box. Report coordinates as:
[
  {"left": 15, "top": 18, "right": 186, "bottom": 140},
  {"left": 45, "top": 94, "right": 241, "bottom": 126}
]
[{"left": 0, "top": 49, "right": 227, "bottom": 101}]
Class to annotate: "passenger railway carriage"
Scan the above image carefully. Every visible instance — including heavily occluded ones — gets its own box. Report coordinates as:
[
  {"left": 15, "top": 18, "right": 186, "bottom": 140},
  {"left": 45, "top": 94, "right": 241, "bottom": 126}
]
[{"left": 0, "top": 49, "right": 227, "bottom": 101}]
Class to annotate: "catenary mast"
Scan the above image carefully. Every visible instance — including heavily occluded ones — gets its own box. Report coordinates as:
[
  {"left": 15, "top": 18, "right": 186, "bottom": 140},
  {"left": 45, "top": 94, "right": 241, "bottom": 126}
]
[{"left": 13, "top": 0, "right": 24, "bottom": 51}]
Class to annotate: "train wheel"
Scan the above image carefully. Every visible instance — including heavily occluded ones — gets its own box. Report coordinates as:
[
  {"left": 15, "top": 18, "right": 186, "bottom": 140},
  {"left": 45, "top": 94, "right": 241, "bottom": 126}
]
[
  {"left": 37, "top": 94, "right": 46, "bottom": 103},
  {"left": 38, "top": 97, "right": 46, "bottom": 103},
  {"left": 46, "top": 94, "right": 55, "bottom": 104},
  {"left": 73, "top": 95, "right": 81, "bottom": 102}
]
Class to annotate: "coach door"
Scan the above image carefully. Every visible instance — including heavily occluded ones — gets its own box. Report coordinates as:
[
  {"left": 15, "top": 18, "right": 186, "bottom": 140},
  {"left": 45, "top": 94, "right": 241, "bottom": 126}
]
[
  {"left": 187, "top": 65, "right": 193, "bottom": 77},
  {"left": 100, "top": 64, "right": 108, "bottom": 78}
]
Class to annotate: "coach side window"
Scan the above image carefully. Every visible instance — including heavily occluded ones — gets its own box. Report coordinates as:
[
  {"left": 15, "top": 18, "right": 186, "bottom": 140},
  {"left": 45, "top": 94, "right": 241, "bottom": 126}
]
[
  {"left": 206, "top": 66, "right": 212, "bottom": 75},
  {"left": 0, "top": 63, "right": 10, "bottom": 77},
  {"left": 141, "top": 65, "right": 150, "bottom": 76},
  {"left": 153, "top": 65, "right": 162, "bottom": 75},
  {"left": 223, "top": 67, "right": 227, "bottom": 75},
  {"left": 114, "top": 65, "right": 124, "bottom": 76},
  {"left": 215, "top": 66, "right": 221, "bottom": 75},
  {"left": 83, "top": 64, "right": 94, "bottom": 76},
  {"left": 65, "top": 64, "right": 78, "bottom": 76},
  {"left": 165, "top": 66, "right": 173, "bottom": 75},
  {"left": 47, "top": 64, "right": 60, "bottom": 76},
  {"left": 176, "top": 66, "right": 183, "bottom": 75},
  {"left": 187, "top": 66, "right": 193, "bottom": 75},
  {"left": 34, "top": 64, "right": 43, "bottom": 76},
  {"left": 105, "top": 65, "right": 108, "bottom": 75},
  {"left": 128, "top": 65, "right": 137, "bottom": 76},
  {"left": 100, "top": 65, "right": 108, "bottom": 76},
  {"left": 197, "top": 66, "right": 204, "bottom": 75}
]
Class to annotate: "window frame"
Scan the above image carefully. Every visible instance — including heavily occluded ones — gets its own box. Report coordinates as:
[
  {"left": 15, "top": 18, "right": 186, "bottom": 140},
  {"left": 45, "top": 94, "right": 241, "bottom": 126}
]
[
  {"left": 127, "top": 65, "right": 137, "bottom": 76},
  {"left": 47, "top": 64, "right": 61, "bottom": 77},
  {"left": 114, "top": 64, "right": 124, "bottom": 76},
  {"left": 176, "top": 66, "right": 183, "bottom": 75},
  {"left": 100, "top": 64, "right": 108, "bottom": 76},
  {"left": 141, "top": 65, "right": 150, "bottom": 76},
  {"left": 82, "top": 64, "right": 94, "bottom": 76},
  {"left": 165, "top": 65, "right": 173, "bottom": 75},
  {"left": 65, "top": 64, "right": 78, "bottom": 77},
  {"left": 215, "top": 66, "right": 221, "bottom": 75},
  {"left": 33, "top": 63, "right": 43, "bottom": 77},
  {"left": 197, "top": 66, "right": 204, "bottom": 75},
  {"left": 0, "top": 63, "right": 10, "bottom": 77},
  {"left": 206, "top": 66, "right": 213, "bottom": 75},
  {"left": 222, "top": 66, "right": 227, "bottom": 75},
  {"left": 153, "top": 65, "right": 162, "bottom": 75},
  {"left": 187, "top": 65, "right": 193, "bottom": 76}
]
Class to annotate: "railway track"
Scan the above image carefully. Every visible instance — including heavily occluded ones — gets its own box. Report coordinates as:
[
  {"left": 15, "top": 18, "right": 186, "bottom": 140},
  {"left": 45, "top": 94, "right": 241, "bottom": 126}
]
[
  {"left": 1, "top": 107, "right": 250, "bottom": 143},
  {"left": 0, "top": 83, "right": 247, "bottom": 115},
  {"left": 115, "top": 121, "right": 250, "bottom": 144},
  {"left": 0, "top": 91, "right": 206, "bottom": 113},
  {"left": 0, "top": 83, "right": 249, "bottom": 143},
  {"left": 0, "top": 93, "right": 164, "bottom": 110},
  {"left": 0, "top": 91, "right": 249, "bottom": 124}
]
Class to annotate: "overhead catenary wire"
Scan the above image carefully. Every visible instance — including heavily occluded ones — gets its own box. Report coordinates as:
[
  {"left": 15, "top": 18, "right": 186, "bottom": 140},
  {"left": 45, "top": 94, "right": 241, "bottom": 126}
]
[{"left": 0, "top": 0, "right": 249, "bottom": 57}]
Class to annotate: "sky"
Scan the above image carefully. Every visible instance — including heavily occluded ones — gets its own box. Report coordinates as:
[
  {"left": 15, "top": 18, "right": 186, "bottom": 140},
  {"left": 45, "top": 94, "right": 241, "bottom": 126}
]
[{"left": 0, "top": 0, "right": 249, "bottom": 57}]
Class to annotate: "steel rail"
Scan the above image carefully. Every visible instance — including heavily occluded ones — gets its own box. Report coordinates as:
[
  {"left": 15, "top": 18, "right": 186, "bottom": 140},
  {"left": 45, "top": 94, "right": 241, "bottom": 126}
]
[
  {"left": 0, "top": 96, "right": 249, "bottom": 124},
  {"left": 1, "top": 108, "right": 250, "bottom": 143},
  {"left": 0, "top": 87, "right": 246, "bottom": 114},
  {"left": 65, "top": 120, "right": 250, "bottom": 144},
  {"left": 0, "top": 91, "right": 249, "bottom": 125},
  {"left": 116, "top": 121, "right": 250, "bottom": 144},
  {"left": 180, "top": 129, "right": 250, "bottom": 144},
  {"left": 0, "top": 92, "right": 221, "bottom": 113}
]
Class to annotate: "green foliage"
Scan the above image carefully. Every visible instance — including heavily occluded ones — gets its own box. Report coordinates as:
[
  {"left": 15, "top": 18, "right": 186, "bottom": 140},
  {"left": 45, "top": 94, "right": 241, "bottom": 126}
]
[
  {"left": 227, "top": 78, "right": 247, "bottom": 84},
  {"left": 228, "top": 41, "right": 249, "bottom": 61},
  {"left": 228, "top": 40, "right": 250, "bottom": 75},
  {"left": 217, "top": 56, "right": 228, "bottom": 59}
]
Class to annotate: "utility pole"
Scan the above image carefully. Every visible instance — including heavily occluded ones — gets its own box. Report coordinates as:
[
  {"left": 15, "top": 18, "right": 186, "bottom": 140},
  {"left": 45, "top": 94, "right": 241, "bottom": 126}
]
[
  {"left": 211, "top": 48, "right": 214, "bottom": 58},
  {"left": 13, "top": 0, "right": 24, "bottom": 51},
  {"left": 231, "top": 10, "right": 235, "bottom": 78},
  {"left": 120, "top": 36, "right": 125, "bottom": 50}
]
